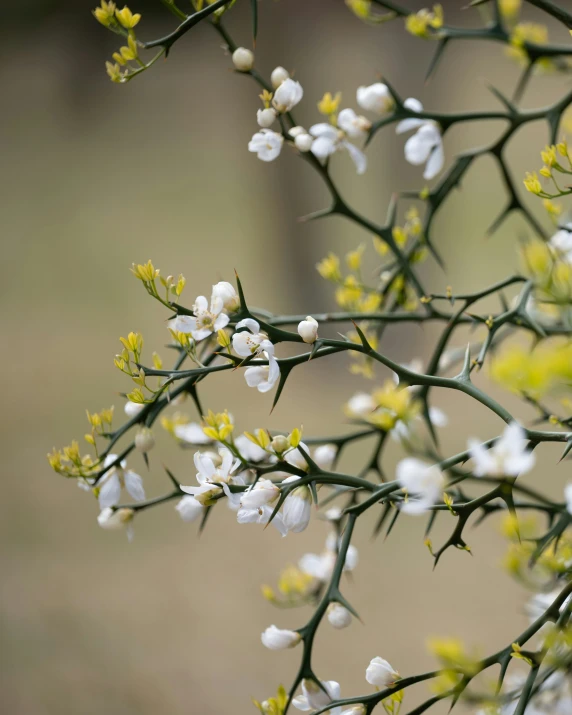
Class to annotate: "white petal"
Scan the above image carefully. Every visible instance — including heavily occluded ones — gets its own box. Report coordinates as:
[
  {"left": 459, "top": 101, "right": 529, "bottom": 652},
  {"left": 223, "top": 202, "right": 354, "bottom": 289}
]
[
  {"left": 396, "top": 117, "right": 425, "bottom": 134},
  {"left": 98, "top": 474, "right": 122, "bottom": 509},
  {"left": 344, "top": 141, "right": 367, "bottom": 175},
  {"left": 423, "top": 141, "right": 444, "bottom": 180},
  {"left": 235, "top": 318, "right": 260, "bottom": 333},
  {"left": 124, "top": 470, "right": 145, "bottom": 502}
]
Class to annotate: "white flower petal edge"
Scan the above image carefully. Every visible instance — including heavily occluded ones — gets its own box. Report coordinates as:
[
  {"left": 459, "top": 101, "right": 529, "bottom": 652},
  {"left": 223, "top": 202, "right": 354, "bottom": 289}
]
[
  {"left": 396, "top": 457, "right": 444, "bottom": 515},
  {"left": 261, "top": 625, "right": 301, "bottom": 650},
  {"left": 468, "top": 422, "right": 535, "bottom": 477},
  {"left": 365, "top": 657, "right": 399, "bottom": 688},
  {"left": 396, "top": 98, "right": 444, "bottom": 179}
]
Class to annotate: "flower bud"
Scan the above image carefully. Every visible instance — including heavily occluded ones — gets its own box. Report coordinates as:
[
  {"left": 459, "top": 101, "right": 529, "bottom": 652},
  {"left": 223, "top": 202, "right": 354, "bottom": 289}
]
[
  {"left": 327, "top": 602, "right": 352, "bottom": 629},
  {"left": 271, "top": 434, "right": 290, "bottom": 455},
  {"left": 271, "top": 66, "right": 290, "bottom": 88},
  {"left": 257, "top": 107, "right": 277, "bottom": 128},
  {"left": 272, "top": 79, "right": 303, "bottom": 113},
  {"left": 175, "top": 496, "right": 204, "bottom": 522},
  {"left": 261, "top": 625, "right": 301, "bottom": 650},
  {"left": 298, "top": 316, "right": 319, "bottom": 343},
  {"left": 282, "top": 483, "right": 312, "bottom": 533},
  {"left": 232, "top": 47, "right": 254, "bottom": 72},
  {"left": 365, "top": 657, "right": 399, "bottom": 688},
  {"left": 124, "top": 400, "right": 144, "bottom": 418},
  {"left": 97, "top": 507, "right": 134, "bottom": 530},
  {"left": 211, "top": 281, "right": 239, "bottom": 311},
  {"left": 295, "top": 133, "right": 313, "bottom": 152},
  {"left": 288, "top": 126, "right": 305, "bottom": 138},
  {"left": 240, "top": 478, "right": 280, "bottom": 509},
  {"left": 313, "top": 443, "right": 337, "bottom": 470},
  {"left": 357, "top": 83, "right": 393, "bottom": 114},
  {"left": 135, "top": 427, "right": 155, "bottom": 453}
]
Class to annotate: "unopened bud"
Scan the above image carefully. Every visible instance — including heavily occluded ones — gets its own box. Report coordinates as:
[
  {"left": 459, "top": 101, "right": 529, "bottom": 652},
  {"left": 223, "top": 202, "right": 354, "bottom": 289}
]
[
  {"left": 295, "top": 134, "right": 313, "bottom": 153},
  {"left": 135, "top": 427, "right": 155, "bottom": 453},
  {"left": 271, "top": 434, "right": 290, "bottom": 455},
  {"left": 270, "top": 66, "right": 290, "bottom": 88},
  {"left": 232, "top": 47, "right": 254, "bottom": 72}
]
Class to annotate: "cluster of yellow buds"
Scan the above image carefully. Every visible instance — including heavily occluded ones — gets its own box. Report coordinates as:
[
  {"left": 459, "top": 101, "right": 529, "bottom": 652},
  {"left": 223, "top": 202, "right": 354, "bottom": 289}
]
[
  {"left": 203, "top": 409, "right": 234, "bottom": 442},
  {"left": 47, "top": 442, "right": 96, "bottom": 478},
  {"left": 378, "top": 207, "right": 425, "bottom": 256},
  {"left": 490, "top": 340, "right": 572, "bottom": 400},
  {"left": 160, "top": 411, "right": 191, "bottom": 436},
  {"left": 523, "top": 142, "right": 572, "bottom": 200},
  {"left": 405, "top": 5, "right": 443, "bottom": 39},
  {"left": 369, "top": 380, "right": 420, "bottom": 431},
  {"left": 132, "top": 259, "right": 186, "bottom": 306},
  {"left": 347, "top": 324, "right": 379, "bottom": 378},
  {"left": 317, "top": 91, "right": 342, "bottom": 123},
  {"left": 261, "top": 564, "right": 315, "bottom": 607},
  {"left": 93, "top": 3, "right": 144, "bottom": 83},
  {"left": 316, "top": 249, "right": 383, "bottom": 314},
  {"left": 252, "top": 685, "right": 288, "bottom": 715},
  {"left": 521, "top": 238, "right": 572, "bottom": 309},
  {"left": 85, "top": 406, "right": 115, "bottom": 447},
  {"left": 506, "top": 22, "right": 551, "bottom": 68},
  {"left": 115, "top": 331, "right": 144, "bottom": 377},
  {"left": 428, "top": 637, "right": 480, "bottom": 695}
]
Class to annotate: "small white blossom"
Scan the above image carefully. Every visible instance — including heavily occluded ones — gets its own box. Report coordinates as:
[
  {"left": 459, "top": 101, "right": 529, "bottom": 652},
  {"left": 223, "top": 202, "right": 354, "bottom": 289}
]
[
  {"left": 261, "top": 625, "right": 301, "bottom": 650},
  {"left": 298, "top": 316, "right": 319, "bottom": 343},
  {"left": 236, "top": 502, "right": 287, "bottom": 535},
  {"left": 313, "top": 443, "right": 337, "bottom": 471},
  {"left": 295, "top": 133, "right": 314, "bottom": 152},
  {"left": 281, "top": 476, "right": 312, "bottom": 533},
  {"left": 240, "top": 478, "right": 280, "bottom": 509},
  {"left": 396, "top": 98, "right": 444, "bottom": 180},
  {"left": 180, "top": 447, "right": 243, "bottom": 505},
  {"left": 234, "top": 433, "right": 268, "bottom": 462},
  {"left": 273, "top": 78, "right": 303, "bottom": 113},
  {"left": 249, "top": 129, "right": 284, "bottom": 162},
  {"left": 300, "top": 533, "right": 358, "bottom": 582},
  {"left": 97, "top": 507, "right": 135, "bottom": 540},
  {"left": 124, "top": 400, "right": 144, "bottom": 418},
  {"left": 257, "top": 107, "right": 277, "bottom": 128},
  {"left": 174, "top": 421, "right": 212, "bottom": 445},
  {"left": 396, "top": 458, "right": 444, "bottom": 515},
  {"left": 327, "top": 602, "right": 352, "bottom": 629},
  {"left": 550, "top": 222, "right": 572, "bottom": 263},
  {"left": 526, "top": 589, "right": 572, "bottom": 624},
  {"left": 365, "top": 657, "right": 399, "bottom": 688},
  {"left": 244, "top": 351, "right": 280, "bottom": 393},
  {"left": 97, "top": 454, "right": 145, "bottom": 510},
  {"left": 271, "top": 66, "right": 290, "bottom": 88},
  {"left": 337, "top": 108, "right": 371, "bottom": 139},
  {"left": 232, "top": 47, "right": 254, "bottom": 72},
  {"left": 357, "top": 82, "right": 393, "bottom": 114},
  {"left": 310, "top": 123, "right": 367, "bottom": 175},
  {"left": 211, "top": 281, "right": 239, "bottom": 312},
  {"left": 346, "top": 392, "right": 376, "bottom": 418},
  {"left": 468, "top": 423, "right": 535, "bottom": 477},
  {"left": 293, "top": 679, "right": 341, "bottom": 713},
  {"left": 232, "top": 318, "right": 274, "bottom": 357},
  {"left": 175, "top": 495, "right": 204, "bottom": 522},
  {"left": 171, "top": 291, "right": 230, "bottom": 341},
  {"left": 135, "top": 426, "right": 154, "bottom": 453}
]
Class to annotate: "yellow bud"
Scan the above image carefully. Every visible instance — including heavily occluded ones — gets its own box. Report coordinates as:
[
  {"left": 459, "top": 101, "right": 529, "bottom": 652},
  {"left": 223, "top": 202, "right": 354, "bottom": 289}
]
[
  {"left": 523, "top": 171, "right": 542, "bottom": 195},
  {"left": 318, "top": 91, "right": 342, "bottom": 116},
  {"left": 217, "top": 329, "right": 231, "bottom": 349},
  {"left": 539, "top": 166, "right": 551, "bottom": 178},
  {"left": 115, "top": 5, "right": 141, "bottom": 28},
  {"left": 288, "top": 427, "right": 303, "bottom": 448},
  {"left": 345, "top": 243, "right": 365, "bottom": 271},
  {"left": 152, "top": 352, "right": 163, "bottom": 370}
]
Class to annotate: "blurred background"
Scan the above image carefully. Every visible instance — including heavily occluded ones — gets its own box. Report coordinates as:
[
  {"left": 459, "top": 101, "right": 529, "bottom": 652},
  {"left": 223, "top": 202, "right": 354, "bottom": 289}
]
[{"left": 1, "top": 1, "right": 570, "bottom": 713}]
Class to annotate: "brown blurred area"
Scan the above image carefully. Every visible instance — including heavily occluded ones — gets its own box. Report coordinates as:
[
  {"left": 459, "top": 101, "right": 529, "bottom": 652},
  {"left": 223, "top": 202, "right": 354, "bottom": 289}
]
[{"left": 1, "top": 1, "right": 570, "bottom": 713}]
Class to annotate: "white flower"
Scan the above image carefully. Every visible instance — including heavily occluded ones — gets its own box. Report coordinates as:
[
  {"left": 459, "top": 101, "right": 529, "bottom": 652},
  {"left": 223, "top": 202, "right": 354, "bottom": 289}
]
[
  {"left": 257, "top": 107, "right": 277, "bottom": 128},
  {"left": 298, "top": 316, "right": 319, "bottom": 343},
  {"left": 249, "top": 129, "right": 284, "bottom": 162},
  {"left": 396, "top": 98, "right": 444, "bottom": 180},
  {"left": 97, "top": 507, "right": 135, "bottom": 540},
  {"left": 396, "top": 458, "right": 444, "bottom": 515},
  {"left": 232, "top": 318, "right": 274, "bottom": 357},
  {"left": 468, "top": 423, "right": 535, "bottom": 477},
  {"left": 211, "top": 281, "right": 239, "bottom": 312},
  {"left": 236, "top": 502, "right": 287, "bottom": 536},
  {"left": 565, "top": 483, "right": 572, "bottom": 515},
  {"left": 180, "top": 447, "right": 242, "bottom": 505},
  {"left": 97, "top": 454, "right": 145, "bottom": 510},
  {"left": 346, "top": 392, "right": 376, "bottom": 418},
  {"left": 391, "top": 406, "right": 448, "bottom": 442},
  {"left": 174, "top": 421, "right": 211, "bottom": 445},
  {"left": 310, "top": 123, "right": 367, "bottom": 175},
  {"left": 313, "top": 444, "right": 337, "bottom": 471},
  {"left": 526, "top": 589, "right": 572, "bottom": 624},
  {"left": 232, "top": 47, "right": 254, "bottom": 72},
  {"left": 357, "top": 82, "right": 393, "bottom": 114},
  {"left": 171, "top": 291, "right": 230, "bottom": 341},
  {"left": 293, "top": 680, "right": 341, "bottom": 713},
  {"left": 234, "top": 433, "right": 268, "bottom": 462},
  {"left": 337, "top": 108, "right": 371, "bottom": 139},
  {"left": 327, "top": 602, "right": 352, "bottom": 629},
  {"left": 240, "top": 478, "right": 280, "bottom": 509},
  {"left": 175, "top": 495, "right": 204, "bottom": 522},
  {"left": 365, "top": 657, "right": 399, "bottom": 688},
  {"left": 273, "top": 78, "right": 303, "bottom": 113},
  {"left": 244, "top": 351, "right": 280, "bottom": 393},
  {"left": 261, "top": 625, "right": 301, "bottom": 650},
  {"left": 284, "top": 442, "right": 312, "bottom": 470},
  {"left": 300, "top": 534, "right": 358, "bottom": 582},
  {"left": 550, "top": 223, "right": 572, "bottom": 263},
  {"left": 135, "top": 426, "right": 154, "bottom": 453},
  {"left": 281, "top": 476, "right": 312, "bottom": 533},
  {"left": 124, "top": 400, "right": 144, "bottom": 418},
  {"left": 271, "top": 66, "right": 290, "bottom": 88},
  {"left": 295, "top": 133, "right": 314, "bottom": 152}
]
